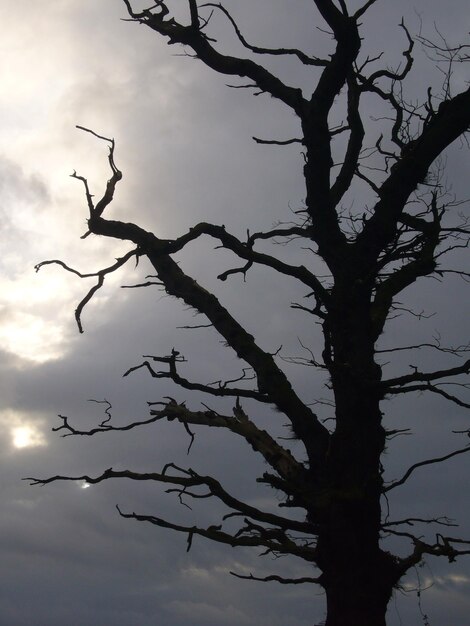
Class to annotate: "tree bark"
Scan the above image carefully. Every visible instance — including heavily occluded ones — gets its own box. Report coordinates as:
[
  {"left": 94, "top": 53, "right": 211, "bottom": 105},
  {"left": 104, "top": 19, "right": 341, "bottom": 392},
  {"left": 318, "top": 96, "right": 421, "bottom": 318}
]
[
  {"left": 323, "top": 572, "right": 392, "bottom": 626},
  {"left": 313, "top": 283, "right": 399, "bottom": 625}
]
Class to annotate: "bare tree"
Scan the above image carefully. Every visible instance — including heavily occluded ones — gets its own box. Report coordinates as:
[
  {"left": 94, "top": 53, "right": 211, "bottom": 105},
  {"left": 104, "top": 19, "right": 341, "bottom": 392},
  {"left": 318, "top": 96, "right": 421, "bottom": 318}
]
[{"left": 29, "top": 2, "right": 470, "bottom": 625}]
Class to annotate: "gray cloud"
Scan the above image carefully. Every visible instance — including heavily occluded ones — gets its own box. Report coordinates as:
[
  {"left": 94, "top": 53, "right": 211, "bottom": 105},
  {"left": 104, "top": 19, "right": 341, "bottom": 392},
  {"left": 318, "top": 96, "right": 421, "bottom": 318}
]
[{"left": 0, "top": 1, "right": 469, "bottom": 625}]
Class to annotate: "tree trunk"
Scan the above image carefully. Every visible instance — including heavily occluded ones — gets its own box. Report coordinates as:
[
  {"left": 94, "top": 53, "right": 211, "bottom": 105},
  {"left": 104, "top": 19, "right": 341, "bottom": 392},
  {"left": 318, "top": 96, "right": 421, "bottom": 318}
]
[
  {"left": 324, "top": 578, "right": 391, "bottom": 626},
  {"left": 315, "top": 456, "right": 397, "bottom": 625},
  {"left": 315, "top": 428, "right": 398, "bottom": 626},
  {"left": 314, "top": 287, "right": 399, "bottom": 625}
]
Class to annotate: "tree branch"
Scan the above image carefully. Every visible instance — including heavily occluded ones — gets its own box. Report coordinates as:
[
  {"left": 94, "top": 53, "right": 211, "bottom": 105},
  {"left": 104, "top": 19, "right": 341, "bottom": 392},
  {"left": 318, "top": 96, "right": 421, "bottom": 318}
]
[
  {"left": 25, "top": 463, "right": 317, "bottom": 537},
  {"left": 201, "top": 3, "right": 327, "bottom": 67},
  {"left": 356, "top": 86, "right": 470, "bottom": 261},
  {"left": 124, "top": 350, "right": 271, "bottom": 403},
  {"left": 384, "top": 445, "right": 470, "bottom": 492},
  {"left": 381, "top": 359, "right": 470, "bottom": 389},
  {"left": 398, "top": 534, "right": 470, "bottom": 575},
  {"left": 229, "top": 571, "right": 321, "bottom": 584},
  {"left": 122, "top": 1, "right": 306, "bottom": 114},
  {"left": 164, "top": 222, "right": 330, "bottom": 304},
  {"left": 66, "top": 128, "right": 331, "bottom": 466},
  {"left": 45, "top": 397, "right": 311, "bottom": 498},
  {"left": 35, "top": 249, "right": 139, "bottom": 333},
  {"left": 116, "top": 505, "right": 318, "bottom": 560},
  {"left": 384, "top": 382, "right": 470, "bottom": 409}
]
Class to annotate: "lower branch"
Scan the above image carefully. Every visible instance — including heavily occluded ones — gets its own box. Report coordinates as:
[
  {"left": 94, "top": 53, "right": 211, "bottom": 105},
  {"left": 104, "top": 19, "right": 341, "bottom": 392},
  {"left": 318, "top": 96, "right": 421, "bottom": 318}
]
[
  {"left": 398, "top": 534, "right": 470, "bottom": 576},
  {"left": 229, "top": 571, "right": 320, "bottom": 584},
  {"left": 116, "top": 506, "right": 318, "bottom": 560},
  {"left": 25, "top": 463, "right": 316, "bottom": 535},
  {"left": 41, "top": 397, "right": 310, "bottom": 507}
]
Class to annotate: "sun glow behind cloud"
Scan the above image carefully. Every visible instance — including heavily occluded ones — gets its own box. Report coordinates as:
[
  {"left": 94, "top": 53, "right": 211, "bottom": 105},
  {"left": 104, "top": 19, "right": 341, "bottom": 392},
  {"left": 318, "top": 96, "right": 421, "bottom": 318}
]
[
  {"left": 0, "top": 267, "right": 77, "bottom": 363},
  {"left": 12, "top": 425, "right": 46, "bottom": 449},
  {"left": 0, "top": 410, "right": 48, "bottom": 450},
  {"left": 0, "top": 3, "right": 153, "bottom": 365},
  {"left": 0, "top": 310, "right": 65, "bottom": 363}
]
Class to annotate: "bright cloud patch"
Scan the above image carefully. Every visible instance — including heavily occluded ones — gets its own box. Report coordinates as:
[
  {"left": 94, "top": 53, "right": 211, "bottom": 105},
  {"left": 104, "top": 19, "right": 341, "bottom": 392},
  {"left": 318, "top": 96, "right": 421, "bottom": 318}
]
[
  {"left": 0, "top": 410, "right": 48, "bottom": 450},
  {"left": 0, "top": 308, "right": 66, "bottom": 363},
  {"left": 12, "top": 425, "right": 46, "bottom": 449}
]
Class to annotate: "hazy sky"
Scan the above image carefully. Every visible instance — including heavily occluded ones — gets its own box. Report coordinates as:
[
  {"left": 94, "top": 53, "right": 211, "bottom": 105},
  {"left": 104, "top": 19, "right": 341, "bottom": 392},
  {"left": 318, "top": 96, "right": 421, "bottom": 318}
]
[{"left": 0, "top": 2, "right": 469, "bottom": 625}]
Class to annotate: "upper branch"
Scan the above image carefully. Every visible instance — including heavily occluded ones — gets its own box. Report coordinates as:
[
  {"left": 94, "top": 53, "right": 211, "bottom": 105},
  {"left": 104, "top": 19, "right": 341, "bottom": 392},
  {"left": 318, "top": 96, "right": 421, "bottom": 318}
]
[
  {"left": 330, "top": 72, "right": 364, "bottom": 207},
  {"left": 74, "top": 126, "right": 122, "bottom": 226},
  {"left": 301, "top": 6, "right": 362, "bottom": 269},
  {"left": 361, "top": 20, "right": 414, "bottom": 86},
  {"left": 370, "top": 197, "right": 442, "bottom": 337},
  {"left": 165, "top": 222, "right": 330, "bottom": 307},
  {"left": 356, "top": 86, "right": 470, "bottom": 261},
  {"left": 201, "top": 3, "right": 327, "bottom": 67},
  {"left": 122, "top": 1, "right": 306, "bottom": 114}
]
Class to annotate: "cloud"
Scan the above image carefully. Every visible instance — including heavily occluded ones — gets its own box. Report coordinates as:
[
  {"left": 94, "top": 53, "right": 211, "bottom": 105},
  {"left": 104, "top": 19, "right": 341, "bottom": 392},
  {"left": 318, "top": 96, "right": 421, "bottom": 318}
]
[
  {"left": 0, "top": 409, "right": 48, "bottom": 453},
  {"left": 0, "top": 2, "right": 468, "bottom": 626},
  {"left": 167, "top": 600, "right": 253, "bottom": 625}
]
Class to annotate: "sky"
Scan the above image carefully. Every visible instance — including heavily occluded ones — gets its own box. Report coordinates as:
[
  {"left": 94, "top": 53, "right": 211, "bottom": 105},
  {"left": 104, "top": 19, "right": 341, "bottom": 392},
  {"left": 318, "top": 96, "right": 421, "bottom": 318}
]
[{"left": 0, "top": 1, "right": 469, "bottom": 625}]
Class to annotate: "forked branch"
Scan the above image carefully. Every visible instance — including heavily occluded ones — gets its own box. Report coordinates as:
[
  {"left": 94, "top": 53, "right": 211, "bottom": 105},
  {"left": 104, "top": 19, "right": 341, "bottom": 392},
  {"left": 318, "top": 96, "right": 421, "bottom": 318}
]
[
  {"left": 35, "top": 249, "right": 139, "bottom": 333},
  {"left": 25, "top": 463, "right": 318, "bottom": 548}
]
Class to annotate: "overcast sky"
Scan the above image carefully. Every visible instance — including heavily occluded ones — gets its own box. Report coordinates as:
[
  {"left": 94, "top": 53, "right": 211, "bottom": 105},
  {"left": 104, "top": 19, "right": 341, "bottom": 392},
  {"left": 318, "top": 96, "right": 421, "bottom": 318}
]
[{"left": 0, "top": 2, "right": 469, "bottom": 625}]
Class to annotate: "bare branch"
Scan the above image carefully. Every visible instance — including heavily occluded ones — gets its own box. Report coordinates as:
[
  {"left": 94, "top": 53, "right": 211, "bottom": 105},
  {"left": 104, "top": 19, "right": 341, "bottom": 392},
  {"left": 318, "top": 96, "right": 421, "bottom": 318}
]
[
  {"left": 25, "top": 464, "right": 316, "bottom": 536},
  {"left": 382, "top": 516, "right": 457, "bottom": 528},
  {"left": 147, "top": 398, "right": 310, "bottom": 489},
  {"left": 124, "top": 350, "right": 271, "bottom": 403},
  {"left": 252, "top": 136, "right": 303, "bottom": 146},
  {"left": 385, "top": 382, "right": 470, "bottom": 409},
  {"left": 382, "top": 359, "right": 470, "bottom": 389},
  {"left": 85, "top": 215, "right": 331, "bottom": 465},
  {"left": 45, "top": 397, "right": 310, "bottom": 496},
  {"left": 75, "top": 125, "right": 122, "bottom": 223},
  {"left": 398, "top": 534, "right": 470, "bottom": 575},
  {"left": 164, "top": 222, "right": 330, "bottom": 302},
  {"left": 230, "top": 571, "right": 320, "bottom": 585},
  {"left": 377, "top": 338, "right": 470, "bottom": 356},
  {"left": 384, "top": 445, "right": 470, "bottom": 492},
  {"left": 122, "top": 1, "right": 306, "bottom": 114},
  {"left": 357, "top": 86, "right": 470, "bottom": 262},
  {"left": 330, "top": 74, "right": 364, "bottom": 207},
  {"left": 35, "top": 249, "right": 139, "bottom": 333},
  {"left": 353, "top": 0, "right": 380, "bottom": 20},
  {"left": 116, "top": 506, "right": 318, "bottom": 560},
  {"left": 201, "top": 3, "right": 327, "bottom": 67},
  {"left": 363, "top": 21, "right": 414, "bottom": 85}
]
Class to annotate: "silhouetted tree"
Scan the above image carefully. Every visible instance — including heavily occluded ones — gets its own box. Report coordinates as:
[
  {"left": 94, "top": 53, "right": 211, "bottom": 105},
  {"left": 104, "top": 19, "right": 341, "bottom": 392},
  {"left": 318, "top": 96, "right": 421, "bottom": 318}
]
[{"left": 30, "top": 2, "right": 470, "bottom": 625}]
